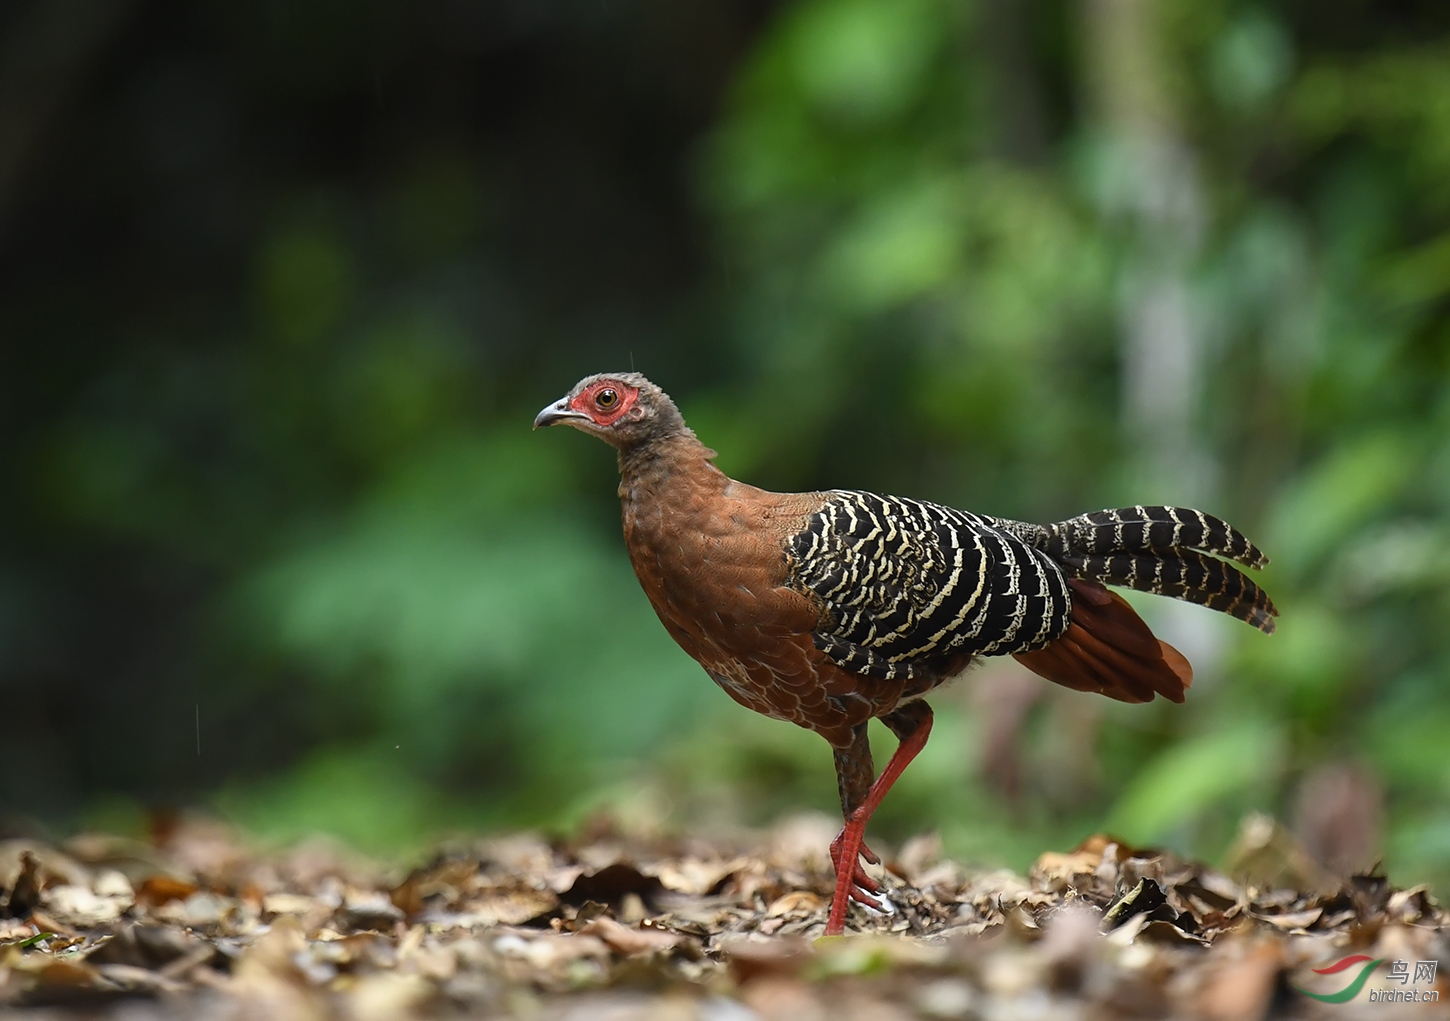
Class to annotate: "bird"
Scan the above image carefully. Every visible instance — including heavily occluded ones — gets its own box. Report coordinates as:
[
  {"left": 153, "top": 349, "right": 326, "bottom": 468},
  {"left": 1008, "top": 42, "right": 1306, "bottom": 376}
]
[{"left": 534, "top": 372, "right": 1277, "bottom": 936}]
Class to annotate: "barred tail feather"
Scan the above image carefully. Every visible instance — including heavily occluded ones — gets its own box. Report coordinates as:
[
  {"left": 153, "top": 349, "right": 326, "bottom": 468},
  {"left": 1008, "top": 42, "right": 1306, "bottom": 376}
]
[
  {"left": 1015, "top": 580, "right": 1192, "bottom": 704},
  {"left": 1059, "top": 549, "right": 1278, "bottom": 634},
  {"left": 1046, "top": 506, "right": 1269, "bottom": 570}
]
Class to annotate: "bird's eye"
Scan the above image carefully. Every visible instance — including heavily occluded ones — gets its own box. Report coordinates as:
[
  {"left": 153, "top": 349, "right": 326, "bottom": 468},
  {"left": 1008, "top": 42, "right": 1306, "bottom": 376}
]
[{"left": 596, "top": 388, "right": 619, "bottom": 410}]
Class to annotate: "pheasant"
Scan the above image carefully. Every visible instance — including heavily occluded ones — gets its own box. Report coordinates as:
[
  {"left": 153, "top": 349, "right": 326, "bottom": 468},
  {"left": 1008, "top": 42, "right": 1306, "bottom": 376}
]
[{"left": 535, "top": 373, "right": 1277, "bottom": 936}]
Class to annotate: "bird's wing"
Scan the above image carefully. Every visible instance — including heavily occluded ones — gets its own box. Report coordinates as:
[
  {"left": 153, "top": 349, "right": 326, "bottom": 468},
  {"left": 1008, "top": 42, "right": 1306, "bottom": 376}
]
[{"left": 784, "top": 491, "right": 1072, "bottom": 680}]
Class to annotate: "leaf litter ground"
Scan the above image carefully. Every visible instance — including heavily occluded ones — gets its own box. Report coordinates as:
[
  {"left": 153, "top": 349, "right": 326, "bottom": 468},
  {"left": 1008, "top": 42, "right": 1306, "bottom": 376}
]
[{"left": 0, "top": 813, "right": 1445, "bottom": 1020}]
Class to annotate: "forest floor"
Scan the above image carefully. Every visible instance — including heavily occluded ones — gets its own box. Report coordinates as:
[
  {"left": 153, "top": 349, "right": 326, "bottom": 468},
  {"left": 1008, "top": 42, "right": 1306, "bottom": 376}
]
[{"left": 0, "top": 813, "right": 1446, "bottom": 1020}]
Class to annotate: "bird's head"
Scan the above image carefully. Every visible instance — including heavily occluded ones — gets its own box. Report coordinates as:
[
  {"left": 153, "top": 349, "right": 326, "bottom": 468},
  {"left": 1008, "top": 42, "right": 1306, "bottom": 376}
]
[{"left": 533, "top": 372, "right": 688, "bottom": 449}]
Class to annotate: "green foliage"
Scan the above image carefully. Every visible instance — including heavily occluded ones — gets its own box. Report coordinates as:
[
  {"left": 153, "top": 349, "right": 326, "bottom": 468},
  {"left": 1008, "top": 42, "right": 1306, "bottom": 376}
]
[
  {"left": 234, "top": 433, "right": 714, "bottom": 820},
  {"left": 1107, "top": 720, "right": 1283, "bottom": 843}
]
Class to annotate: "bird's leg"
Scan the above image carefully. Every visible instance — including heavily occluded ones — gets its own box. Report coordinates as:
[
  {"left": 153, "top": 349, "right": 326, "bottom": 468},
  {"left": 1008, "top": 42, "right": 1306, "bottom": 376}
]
[
  {"left": 826, "top": 702, "right": 934, "bottom": 936},
  {"left": 830, "top": 724, "right": 884, "bottom": 909}
]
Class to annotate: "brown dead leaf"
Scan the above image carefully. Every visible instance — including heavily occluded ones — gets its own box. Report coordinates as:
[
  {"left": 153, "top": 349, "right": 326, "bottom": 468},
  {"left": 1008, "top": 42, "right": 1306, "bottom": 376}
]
[
  {"left": 1251, "top": 907, "right": 1322, "bottom": 931},
  {"left": 765, "top": 891, "right": 823, "bottom": 918},
  {"left": 0, "top": 814, "right": 1441, "bottom": 1017},
  {"left": 33, "top": 957, "right": 106, "bottom": 989},
  {"left": 389, "top": 857, "right": 479, "bottom": 916},
  {"left": 92, "top": 962, "right": 188, "bottom": 995},
  {"left": 1031, "top": 847, "right": 1104, "bottom": 895},
  {"left": 136, "top": 874, "right": 199, "bottom": 906},
  {"left": 1385, "top": 884, "right": 1434, "bottom": 923},
  {"left": 153, "top": 890, "right": 233, "bottom": 928},
  {"left": 88, "top": 921, "right": 208, "bottom": 969},
  {"left": 654, "top": 857, "right": 744, "bottom": 896},
  {"left": 578, "top": 916, "right": 689, "bottom": 956},
  {"left": 2, "top": 852, "right": 43, "bottom": 921},
  {"left": 1, "top": 843, "right": 91, "bottom": 894},
  {"left": 42, "top": 884, "right": 129, "bottom": 928},
  {"left": 1189, "top": 939, "right": 1283, "bottom": 1021},
  {"left": 25, "top": 910, "right": 78, "bottom": 938},
  {"left": 343, "top": 889, "right": 405, "bottom": 929},
  {"left": 262, "top": 892, "right": 317, "bottom": 916},
  {"left": 461, "top": 885, "right": 559, "bottom": 926},
  {"left": 0, "top": 921, "right": 35, "bottom": 942},
  {"left": 493, "top": 930, "right": 611, "bottom": 970}
]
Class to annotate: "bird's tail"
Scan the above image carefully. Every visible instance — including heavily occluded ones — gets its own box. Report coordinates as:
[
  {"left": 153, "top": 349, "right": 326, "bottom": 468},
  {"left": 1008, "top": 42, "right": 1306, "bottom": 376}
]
[
  {"left": 1038, "top": 505, "right": 1278, "bottom": 634},
  {"left": 1014, "top": 579, "right": 1192, "bottom": 703}
]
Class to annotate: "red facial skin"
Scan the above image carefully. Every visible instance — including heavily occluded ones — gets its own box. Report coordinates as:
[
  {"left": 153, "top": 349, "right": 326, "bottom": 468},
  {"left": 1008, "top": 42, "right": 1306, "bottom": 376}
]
[{"left": 569, "top": 378, "right": 641, "bottom": 428}]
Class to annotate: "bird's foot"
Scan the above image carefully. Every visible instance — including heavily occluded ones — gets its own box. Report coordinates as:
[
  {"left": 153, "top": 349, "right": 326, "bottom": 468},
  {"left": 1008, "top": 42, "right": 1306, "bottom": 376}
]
[{"left": 828, "top": 830, "right": 889, "bottom": 911}]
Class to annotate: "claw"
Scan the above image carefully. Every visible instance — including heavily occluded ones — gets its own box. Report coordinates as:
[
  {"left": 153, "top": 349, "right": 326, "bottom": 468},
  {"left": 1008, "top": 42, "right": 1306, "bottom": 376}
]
[
  {"left": 829, "top": 833, "right": 888, "bottom": 911},
  {"left": 847, "top": 880, "right": 889, "bottom": 911}
]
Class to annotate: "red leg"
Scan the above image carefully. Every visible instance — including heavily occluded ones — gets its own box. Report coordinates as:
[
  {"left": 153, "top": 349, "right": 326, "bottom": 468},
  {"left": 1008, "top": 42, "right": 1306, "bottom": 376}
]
[
  {"left": 825, "top": 704, "right": 933, "bottom": 936},
  {"left": 829, "top": 833, "right": 884, "bottom": 903}
]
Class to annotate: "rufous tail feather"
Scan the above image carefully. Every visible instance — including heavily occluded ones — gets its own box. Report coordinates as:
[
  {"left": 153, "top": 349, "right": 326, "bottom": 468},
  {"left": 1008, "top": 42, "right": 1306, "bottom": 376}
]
[{"left": 1014, "top": 579, "right": 1192, "bottom": 704}]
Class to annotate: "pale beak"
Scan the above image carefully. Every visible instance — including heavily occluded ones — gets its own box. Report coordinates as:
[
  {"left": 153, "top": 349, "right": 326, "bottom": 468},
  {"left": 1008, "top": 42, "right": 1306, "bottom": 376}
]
[{"left": 533, "top": 397, "right": 588, "bottom": 429}]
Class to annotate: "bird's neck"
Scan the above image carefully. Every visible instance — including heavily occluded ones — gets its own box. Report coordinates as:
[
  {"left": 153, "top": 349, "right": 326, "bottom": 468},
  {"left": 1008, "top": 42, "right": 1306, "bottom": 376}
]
[{"left": 616, "top": 431, "right": 726, "bottom": 501}]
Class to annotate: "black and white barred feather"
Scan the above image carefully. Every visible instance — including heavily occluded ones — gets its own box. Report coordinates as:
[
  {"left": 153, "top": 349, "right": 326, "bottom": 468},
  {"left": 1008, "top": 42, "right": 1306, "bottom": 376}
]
[
  {"left": 1039, "top": 506, "right": 1268, "bottom": 569},
  {"left": 786, "top": 495, "right": 1276, "bottom": 682},
  {"left": 1034, "top": 506, "right": 1277, "bottom": 633},
  {"left": 785, "top": 493, "right": 1073, "bottom": 681}
]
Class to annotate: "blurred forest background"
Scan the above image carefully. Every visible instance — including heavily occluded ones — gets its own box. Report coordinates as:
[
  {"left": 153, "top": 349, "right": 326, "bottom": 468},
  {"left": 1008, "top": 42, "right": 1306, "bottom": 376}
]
[{"left": 3, "top": 0, "right": 1449, "bottom": 892}]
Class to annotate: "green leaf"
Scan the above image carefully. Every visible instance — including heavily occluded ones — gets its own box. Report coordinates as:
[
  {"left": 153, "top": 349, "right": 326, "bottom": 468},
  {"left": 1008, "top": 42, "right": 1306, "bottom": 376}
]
[{"left": 5, "top": 932, "right": 56, "bottom": 949}]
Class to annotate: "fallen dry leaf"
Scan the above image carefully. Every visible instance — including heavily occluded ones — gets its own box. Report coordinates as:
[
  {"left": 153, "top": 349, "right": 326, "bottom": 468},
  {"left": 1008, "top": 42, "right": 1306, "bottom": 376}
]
[
  {"left": 134, "top": 876, "right": 198, "bottom": 907},
  {"left": 0, "top": 814, "right": 1440, "bottom": 1019},
  {"left": 579, "top": 916, "right": 691, "bottom": 956}
]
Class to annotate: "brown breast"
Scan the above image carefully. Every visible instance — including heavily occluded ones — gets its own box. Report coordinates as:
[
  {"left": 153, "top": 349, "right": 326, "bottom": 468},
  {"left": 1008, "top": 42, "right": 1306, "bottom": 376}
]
[{"left": 616, "top": 437, "right": 913, "bottom": 739}]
